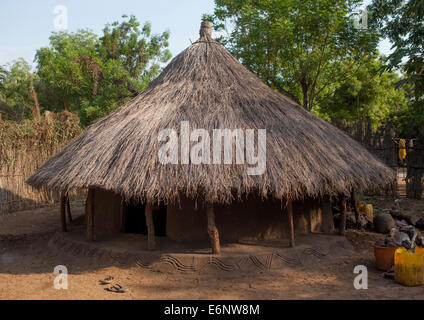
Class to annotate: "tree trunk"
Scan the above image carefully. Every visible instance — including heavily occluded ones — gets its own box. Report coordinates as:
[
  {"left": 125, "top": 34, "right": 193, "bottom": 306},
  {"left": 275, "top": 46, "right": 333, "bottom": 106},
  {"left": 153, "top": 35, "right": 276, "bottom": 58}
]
[
  {"left": 60, "top": 192, "right": 67, "bottom": 232},
  {"left": 301, "top": 82, "right": 309, "bottom": 110},
  {"left": 29, "top": 73, "right": 41, "bottom": 120},
  {"left": 407, "top": 167, "right": 423, "bottom": 199},
  {"left": 287, "top": 199, "right": 295, "bottom": 247},
  {"left": 206, "top": 203, "right": 221, "bottom": 254},
  {"left": 406, "top": 139, "right": 423, "bottom": 200},
  {"left": 145, "top": 203, "right": 156, "bottom": 250},
  {"left": 86, "top": 189, "right": 94, "bottom": 241},
  {"left": 339, "top": 193, "right": 347, "bottom": 235}
]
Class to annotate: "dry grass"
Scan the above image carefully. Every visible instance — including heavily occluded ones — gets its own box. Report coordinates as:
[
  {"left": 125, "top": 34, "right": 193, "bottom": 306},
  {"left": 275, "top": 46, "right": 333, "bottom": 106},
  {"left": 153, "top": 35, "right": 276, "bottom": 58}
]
[
  {"left": 27, "top": 22, "right": 394, "bottom": 205},
  {"left": 0, "top": 111, "right": 81, "bottom": 214}
]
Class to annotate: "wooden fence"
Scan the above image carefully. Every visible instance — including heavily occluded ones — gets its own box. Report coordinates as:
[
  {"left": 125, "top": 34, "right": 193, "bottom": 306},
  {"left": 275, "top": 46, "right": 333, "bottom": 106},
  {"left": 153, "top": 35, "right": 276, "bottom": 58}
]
[{"left": 334, "top": 119, "right": 424, "bottom": 199}]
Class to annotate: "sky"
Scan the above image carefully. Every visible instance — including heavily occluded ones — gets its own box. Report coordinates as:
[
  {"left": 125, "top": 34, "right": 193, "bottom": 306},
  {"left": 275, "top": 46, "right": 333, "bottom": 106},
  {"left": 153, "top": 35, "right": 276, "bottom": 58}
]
[
  {"left": 0, "top": 0, "right": 216, "bottom": 67},
  {"left": 0, "top": 0, "right": 392, "bottom": 68}
]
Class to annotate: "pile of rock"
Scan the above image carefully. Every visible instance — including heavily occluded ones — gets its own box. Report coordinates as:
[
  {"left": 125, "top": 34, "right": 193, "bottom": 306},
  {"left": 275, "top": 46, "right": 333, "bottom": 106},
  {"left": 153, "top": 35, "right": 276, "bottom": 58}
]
[
  {"left": 333, "top": 197, "right": 424, "bottom": 239},
  {"left": 375, "top": 225, "right": 424, "bottom": 250},
  {"left": 389, "top": 199, "right": 424, "bottom": 229}
]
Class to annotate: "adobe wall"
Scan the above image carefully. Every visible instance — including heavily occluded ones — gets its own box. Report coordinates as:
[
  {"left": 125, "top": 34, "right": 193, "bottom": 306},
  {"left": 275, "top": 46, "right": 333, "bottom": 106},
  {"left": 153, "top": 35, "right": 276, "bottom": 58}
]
[
  {"left": 167, "top": 195, "right": 334, "bottom": 242},
  {"left": 89, "top": 188, "right": 334, "bottom": 242},
  {"left": 91, "top": 188, "right": 122, "bottom": 240}
]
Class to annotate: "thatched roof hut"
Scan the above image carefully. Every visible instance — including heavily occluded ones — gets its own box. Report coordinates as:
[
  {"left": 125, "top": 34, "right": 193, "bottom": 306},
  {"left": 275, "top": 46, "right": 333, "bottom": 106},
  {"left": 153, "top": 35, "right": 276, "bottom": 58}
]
[{"left": 27, "top": 22, "right": 394, "bottom": 252}]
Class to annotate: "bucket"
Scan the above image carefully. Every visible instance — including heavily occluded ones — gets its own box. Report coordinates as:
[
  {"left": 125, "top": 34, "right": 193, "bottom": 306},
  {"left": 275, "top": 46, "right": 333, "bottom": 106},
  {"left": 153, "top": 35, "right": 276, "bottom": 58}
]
[
  {"left": 374, "top": 245, "right": 397, "bottom": 271},
  {"left": 394, "top": 247, "right": 424, "bottom": 287}
]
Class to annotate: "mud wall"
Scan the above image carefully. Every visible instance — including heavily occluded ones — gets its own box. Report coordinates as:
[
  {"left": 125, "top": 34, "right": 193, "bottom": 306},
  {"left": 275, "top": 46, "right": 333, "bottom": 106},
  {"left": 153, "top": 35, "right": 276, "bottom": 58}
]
[
  {"left": 92, "top": 188, "right": 122, "bottom": 240},
  {"left": 167, "top": 195, "right": 334, "bottom": 242},
  {"left": 90, "top": 189, "right": 334, "bottom": 242}
]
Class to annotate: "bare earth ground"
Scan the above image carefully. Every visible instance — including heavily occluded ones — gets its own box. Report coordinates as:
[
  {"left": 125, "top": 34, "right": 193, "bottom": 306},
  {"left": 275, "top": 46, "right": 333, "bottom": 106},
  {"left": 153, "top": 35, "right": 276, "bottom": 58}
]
[{"left": 1, "top": 199, "right": 424, "bottom": 300}]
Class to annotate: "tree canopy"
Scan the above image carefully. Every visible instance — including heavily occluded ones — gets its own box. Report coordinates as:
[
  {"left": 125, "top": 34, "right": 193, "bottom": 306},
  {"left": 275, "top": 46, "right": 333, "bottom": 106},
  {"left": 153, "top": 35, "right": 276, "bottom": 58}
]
[
  {"left": 317, "top": 56, "right": 408, "bottom": 130},
  {"left": 35, "top": 15, "right": 171, "bottom": 126},
  {"left": 0, "top": 6, "right": 421, "bottom": 139},
  {"left": 0, "top": 58, "right": 37, "bottom": 121},
  {"left": 370, "top": 0, "right": 424, "bottom": 137},
  {"left": 210, "top": 0, "right": 380, "bottom": 111},
  {"left": 0, "top": 15, "right": 171, "bottom": 126}
]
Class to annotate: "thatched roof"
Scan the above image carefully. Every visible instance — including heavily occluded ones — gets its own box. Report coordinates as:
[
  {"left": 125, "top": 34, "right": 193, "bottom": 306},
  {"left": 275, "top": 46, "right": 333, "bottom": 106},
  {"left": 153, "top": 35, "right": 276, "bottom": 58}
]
[{"left": 27, "top": 22, "right": 394, "bottom": 204}]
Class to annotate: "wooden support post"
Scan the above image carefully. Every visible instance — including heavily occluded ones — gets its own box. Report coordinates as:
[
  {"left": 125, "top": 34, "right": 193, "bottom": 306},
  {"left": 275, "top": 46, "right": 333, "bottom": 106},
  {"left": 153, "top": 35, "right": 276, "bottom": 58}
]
[
  {"left": 393, "top": 170, "right": 398, "bottom": 199},
  {"left": 339, "top": 193, "right": 347, "bottom": 235},
  {"left": 145, "top": 203, "right": 156, "bottom": 250},
  {"left": 287, "top": 199, "right": 295, "bottom": 248},
  {"left": 60, "top": 192, "right": 67, "bottom": 232},
  {"left": 120, "top": 196, "right": 126, "bottom": 232},
  {"left": 66, "top": 194, "right": 72, "bottom": 223},
  {"left": 86, "top": 189, "right": 94, "bottom": 241},
  {"left": 206, "top": 203, "right": 221, "bottom": 254},
  {"left": 351, "top": 190, "right": 360, "bottom": 229}
]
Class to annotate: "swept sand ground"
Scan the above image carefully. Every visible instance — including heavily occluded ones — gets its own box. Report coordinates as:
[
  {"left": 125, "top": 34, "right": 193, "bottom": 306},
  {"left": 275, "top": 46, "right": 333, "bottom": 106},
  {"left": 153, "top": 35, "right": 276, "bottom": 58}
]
[{"left": 1, "top": 201, "right": 423, "bottom": 300}]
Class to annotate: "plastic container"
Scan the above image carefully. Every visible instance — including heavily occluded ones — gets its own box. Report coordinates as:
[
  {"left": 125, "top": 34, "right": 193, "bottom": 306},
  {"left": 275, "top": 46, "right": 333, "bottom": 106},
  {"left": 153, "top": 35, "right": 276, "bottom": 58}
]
[
  {"left": 374, "top": 245, "right": 397, "bottom": 271},
  {"left": 359, "top": 203, "right": 373, "bottom": 221},
  {"left": 394, "top": 247, "right": 424, "bottom": 287},
  {"left": 364, "top": 204, "right": 373, "bottom": 221}
]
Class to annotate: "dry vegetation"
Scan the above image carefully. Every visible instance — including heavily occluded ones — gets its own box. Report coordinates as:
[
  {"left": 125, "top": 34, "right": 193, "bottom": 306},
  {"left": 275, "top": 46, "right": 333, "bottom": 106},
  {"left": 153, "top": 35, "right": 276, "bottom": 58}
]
[{"left": 0, "top": 111, "right": 81, "bottom": 214}]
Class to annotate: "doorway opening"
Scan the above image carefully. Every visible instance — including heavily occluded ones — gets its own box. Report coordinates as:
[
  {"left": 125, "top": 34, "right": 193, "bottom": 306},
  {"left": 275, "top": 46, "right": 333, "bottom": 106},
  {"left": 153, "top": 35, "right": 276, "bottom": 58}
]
[{"left": 124, "top": 200, "right": 167, "bottom": 236}]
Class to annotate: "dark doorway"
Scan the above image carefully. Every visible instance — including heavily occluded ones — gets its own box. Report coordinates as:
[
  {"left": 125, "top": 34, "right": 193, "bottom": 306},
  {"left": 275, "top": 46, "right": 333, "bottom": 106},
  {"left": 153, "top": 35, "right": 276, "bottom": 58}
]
[{"left": 124, "top": 200, "right": 167, "bottom": 236}]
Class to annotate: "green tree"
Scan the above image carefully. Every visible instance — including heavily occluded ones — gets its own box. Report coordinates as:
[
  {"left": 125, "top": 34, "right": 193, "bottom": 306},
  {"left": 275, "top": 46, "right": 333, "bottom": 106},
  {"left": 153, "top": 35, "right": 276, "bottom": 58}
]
[
  {"left": 370, "top": 0, "right": 424, "bottom": 136},
  {"left": 318, "top": 56, "right": 408, "bottom": 130},
  {"left": 0, "top": 58, "right": 37, "bottom": 121},
  {"left": 211, "top": 0, "right": 380, "bottom": 111},
  {"left": 35, "top": 15, "right": 171, "bottom": 126},
  {"left": 35, "top": 30, "right": 99, "bottom": 115}
]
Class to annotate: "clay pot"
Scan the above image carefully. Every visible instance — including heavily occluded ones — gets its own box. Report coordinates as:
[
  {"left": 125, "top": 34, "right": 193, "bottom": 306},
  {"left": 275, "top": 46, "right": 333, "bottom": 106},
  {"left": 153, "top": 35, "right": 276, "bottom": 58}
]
[{"left": 374, "top": 245, "right": 397, "bottom": 271}]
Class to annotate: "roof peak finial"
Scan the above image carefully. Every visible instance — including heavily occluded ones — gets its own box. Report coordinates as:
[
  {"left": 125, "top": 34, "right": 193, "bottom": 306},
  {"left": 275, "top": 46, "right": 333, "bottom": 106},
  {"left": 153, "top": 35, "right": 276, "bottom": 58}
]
[{"left": 200, "top": 21, "right": 212, "bottom": 38}]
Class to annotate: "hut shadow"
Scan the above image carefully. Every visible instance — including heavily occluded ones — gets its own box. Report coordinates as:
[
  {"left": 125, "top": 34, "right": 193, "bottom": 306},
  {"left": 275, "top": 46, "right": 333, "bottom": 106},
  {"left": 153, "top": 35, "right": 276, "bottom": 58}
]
[
  {"left": 124, "top": 255, "right": 392, "bottom": 300},
  {"left": 0, "top": 188, "right": 41, "bottom": 215},
  {"left": 0, "top": 226, "right": 348, "bottom": 277},
  {"left": 0, "top": 199, "right": 348, "bottom": 277}
]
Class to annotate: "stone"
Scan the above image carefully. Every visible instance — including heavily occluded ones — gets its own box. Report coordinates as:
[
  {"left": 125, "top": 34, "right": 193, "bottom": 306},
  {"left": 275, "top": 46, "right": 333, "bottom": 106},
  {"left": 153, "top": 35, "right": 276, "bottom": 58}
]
[
  {"left": 416, "top": 218, "right": 424, "bottom": 229},
  {"left": 384, "top": 237, "right": 397, "bottom": 248},
  {"left": 375, "top": 239, "right": 385, "bottom": 247},
  {"left": 360, "top": 213, "right": 373, "bottom": 229},
  {"left": 346, "top": 212, "right": 356, "bottom": 228},
  {"left": 374, "top": 213, "right": 395, "bottom": 234},
  {"left": 390, "top": 209, "right": 423, "bottom": 226}
]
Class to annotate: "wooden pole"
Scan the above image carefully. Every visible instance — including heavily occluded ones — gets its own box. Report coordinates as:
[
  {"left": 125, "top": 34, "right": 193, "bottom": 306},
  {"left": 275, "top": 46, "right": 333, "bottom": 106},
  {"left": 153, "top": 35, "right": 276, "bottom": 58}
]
[
  {"left": 287, "top": 199, "right": 295, "bottom": 248},
  {"left": 86, "top": 189, "right": 94, "bottom": 241},
  {"left": 120, "top": 196, "right": 126, "bottom": 232},
  {"left": 145, "top": 203, "right": 156, "bottom": 250},
  {"left": 60, "top": 192, "right": 67, "bottom": 232},
  {"left": 351, "top": 190, "right": 360, "bottom": 229},
  {"left": 339, "top": 193, "right": 347, "bottom": 235},
  {"left": 66, "top": 194, "right": 72, "bottom": 223},
  {"left": 206, "top": 203, "right": 221, "bottom": 254},
  {"left": 307, "top": 203, "right": 312, "bottom": 233},
  {"left": 393, "top": 168, "right": 398, "bottom": 199}
]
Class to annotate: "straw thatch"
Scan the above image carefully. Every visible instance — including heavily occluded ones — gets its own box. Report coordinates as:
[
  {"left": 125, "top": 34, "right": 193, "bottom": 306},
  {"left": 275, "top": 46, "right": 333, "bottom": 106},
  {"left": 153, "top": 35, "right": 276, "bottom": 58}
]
[{"left": 27, "top": 22, "right": 395, "bottom": 204}]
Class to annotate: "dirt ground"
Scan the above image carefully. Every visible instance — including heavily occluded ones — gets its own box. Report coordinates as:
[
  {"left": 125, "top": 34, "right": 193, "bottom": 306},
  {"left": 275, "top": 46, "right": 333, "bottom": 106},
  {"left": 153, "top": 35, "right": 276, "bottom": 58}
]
[{"left": 1, "top": 198, "right": 424, "bottom": 300}]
